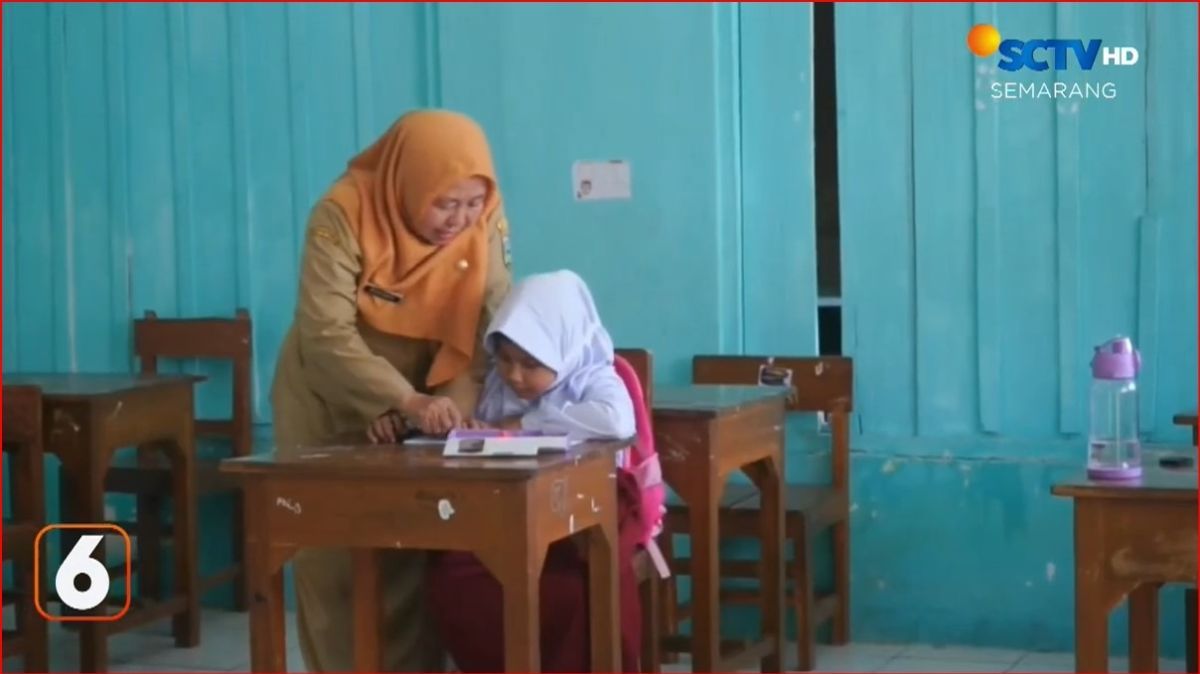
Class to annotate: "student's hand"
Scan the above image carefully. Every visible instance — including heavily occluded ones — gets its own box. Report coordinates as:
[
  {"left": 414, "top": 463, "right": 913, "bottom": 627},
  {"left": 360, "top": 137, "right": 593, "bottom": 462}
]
[
  {"left": 401, "top": 394, "right": 464, "bottom": 436},
  {"left": 367, "top": 411, "right": 404, "bottom": 444},
  {"left": 461, "top": 418, "right": 491, "bottom": 430}
]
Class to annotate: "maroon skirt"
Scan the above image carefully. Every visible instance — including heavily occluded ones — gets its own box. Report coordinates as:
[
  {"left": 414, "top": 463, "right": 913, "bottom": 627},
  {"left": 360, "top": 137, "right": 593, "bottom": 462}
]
[{"left": 427, "top": 469, "right": 644, "bottom": 672}]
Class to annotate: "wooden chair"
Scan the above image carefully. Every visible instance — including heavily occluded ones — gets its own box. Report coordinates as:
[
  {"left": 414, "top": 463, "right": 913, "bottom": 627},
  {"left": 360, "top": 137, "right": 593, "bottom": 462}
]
[
  {"left": 661, "top": 355, "right": 853, "bottom": 671},
  {"left": 615, "top": 347, "right": 665, "bottom": 673},
  {"left": 3, "top": 385, "right": 50, "bottom": 672},
  {"left": 105, "top": 309, "right": 254, "bottom": 610}
]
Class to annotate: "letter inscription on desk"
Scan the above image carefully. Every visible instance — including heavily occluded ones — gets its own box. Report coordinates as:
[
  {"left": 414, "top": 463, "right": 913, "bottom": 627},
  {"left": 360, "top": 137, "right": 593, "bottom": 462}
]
[{"left": 261, "top": 483, "right": 488, "bottom": 542}]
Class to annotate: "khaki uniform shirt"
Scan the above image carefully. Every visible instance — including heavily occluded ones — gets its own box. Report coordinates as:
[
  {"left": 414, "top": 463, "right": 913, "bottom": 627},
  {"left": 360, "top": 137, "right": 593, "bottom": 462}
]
[{"left": 270, "top": 201, "right": 513, "bottom": 448}]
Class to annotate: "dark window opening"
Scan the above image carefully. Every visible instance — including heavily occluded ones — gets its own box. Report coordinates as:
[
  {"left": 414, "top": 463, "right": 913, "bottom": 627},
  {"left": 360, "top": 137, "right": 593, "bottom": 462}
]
[{"left": 814, "top": 2, "right": 842, "bottom": 357}]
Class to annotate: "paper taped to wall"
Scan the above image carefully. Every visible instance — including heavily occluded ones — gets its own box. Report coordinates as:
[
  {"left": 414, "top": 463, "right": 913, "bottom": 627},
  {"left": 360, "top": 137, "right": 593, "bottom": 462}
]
[{"left": 573, "top": 160, "right": 631, "bottom": 201}]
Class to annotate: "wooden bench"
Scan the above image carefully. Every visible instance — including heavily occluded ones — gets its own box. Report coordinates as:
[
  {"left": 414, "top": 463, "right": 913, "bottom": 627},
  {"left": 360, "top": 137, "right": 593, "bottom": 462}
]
[
  {"left": 662, "top": 355, "right": 853, "bottom": 671},
  {"left": 2, "top": 385, "right": 50, "bottom": 673},
  {"left": 105, "top": 309, "right": 255, "bottom": 610}
]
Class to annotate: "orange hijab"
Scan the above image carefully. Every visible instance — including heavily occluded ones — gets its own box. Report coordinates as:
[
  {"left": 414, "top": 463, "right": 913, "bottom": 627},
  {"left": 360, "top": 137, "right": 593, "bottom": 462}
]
[{"left": 324, "top": 110, "right": 500, "bottom": 388}]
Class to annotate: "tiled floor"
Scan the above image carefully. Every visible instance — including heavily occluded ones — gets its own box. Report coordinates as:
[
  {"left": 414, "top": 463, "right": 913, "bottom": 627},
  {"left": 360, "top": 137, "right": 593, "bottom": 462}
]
[{"left": 6, "top": 609, "right": 1190, "bottom": 673}]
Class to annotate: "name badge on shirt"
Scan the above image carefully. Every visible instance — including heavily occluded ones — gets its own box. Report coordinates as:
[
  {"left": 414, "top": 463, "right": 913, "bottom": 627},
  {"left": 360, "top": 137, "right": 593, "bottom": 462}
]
[
  {"left": 497, "top": 217, "right": 512, "bottom": 269},
  {"left": 365, "top": 286, "right": 403, "bottom": 304}
]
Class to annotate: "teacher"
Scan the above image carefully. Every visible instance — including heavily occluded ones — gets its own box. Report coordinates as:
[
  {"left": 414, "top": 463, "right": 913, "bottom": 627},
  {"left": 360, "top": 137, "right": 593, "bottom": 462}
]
[{"left": 270, "top": 110, "right": 513, "bottom": 672}]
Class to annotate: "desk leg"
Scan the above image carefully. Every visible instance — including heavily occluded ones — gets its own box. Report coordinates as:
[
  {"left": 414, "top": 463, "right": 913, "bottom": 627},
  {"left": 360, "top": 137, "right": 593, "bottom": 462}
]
[
  {"left": 588, "top": 518, "right": 621, "bottom": 672},
  {"left": 747, "top": 457, "right": 785, "bottom": 673},
  {"left": 71, "top": 463, "right": 110, "bottom": 673},
  {"left": 353, "top": 549, "right": 382, "bottom": 672},
  {"left": 688, "top": 479, "right": 721, "bottom": 673},
  {"left": 486, "top": 537, "right": 545, "bottom": 672},
  {"left": 1073, "top": 504, "right": 1112, "bottom": 673},
  {"left": 248, "top": 565, "right": 286, "bottom": 673},
  {"left": 246, "top": 501, "right": 286, "bottom": 673},
  {"left": 169, "top": 427, "right": 200, "bottom": 647},
  {"left": 1129, "top": 584, "right": 1161, "bottom": 673},
  {"left": 1074, "top": 579, "right": 1109, "bottom": 672}
]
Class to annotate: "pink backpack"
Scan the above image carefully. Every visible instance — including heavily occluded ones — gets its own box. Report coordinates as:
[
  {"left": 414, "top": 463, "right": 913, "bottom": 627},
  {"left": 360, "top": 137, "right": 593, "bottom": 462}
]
[{"left": 613, "top": 355, "right": 671, "bottom": 579}]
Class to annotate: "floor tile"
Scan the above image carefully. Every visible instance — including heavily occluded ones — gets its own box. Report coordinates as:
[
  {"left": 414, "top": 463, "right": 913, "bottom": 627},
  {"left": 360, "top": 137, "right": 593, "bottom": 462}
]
[
  {"left": 808, "top": 643, "right": 906, "bottom": 672},
  {"left": 1006, "top": 652, "right": 1076, "bottom": 673},
  {"left": 111, "top": 662, "right": 232, "bottom": 666},
  {"left": 901, "top": 644, "right": 1023, "bottom": 665},
  {"left": 20, "top": 608, "right": 1190, "bottom": 674},
  {"left": 1011, "top": 652, "right": 1188, "bottom": 674},
  {"left": 879, "top": 656, "right": 1010, "bottom": 672}
]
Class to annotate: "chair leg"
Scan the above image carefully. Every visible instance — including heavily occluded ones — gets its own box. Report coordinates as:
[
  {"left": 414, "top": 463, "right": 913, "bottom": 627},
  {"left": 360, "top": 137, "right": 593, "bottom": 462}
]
[
  {"left": 16, "top": 554, "right": 50, "bottom": 673},
  {"left": 1185, "top": 588, "right": 1197, "bottom": 673},
  {"left": 232, "top": 490, "right": 250, "bottom": 611},
  {"left": 831, "top": 519, "right": 850, "bottom": 644},
  {"left": 640, "top": 575, "right": 662, "bottom": 673},
  {"left": 658, "top": 531, "right": 680, "bottom": 664},
  {"left": 794, "top": 522, "right": 816, "bottom": 672},
  {"left": 134, "top": 444, "right": 166, "bottom": 602},
  {"left": 137, "top": 493, "right": 166, "bottom": 602}
]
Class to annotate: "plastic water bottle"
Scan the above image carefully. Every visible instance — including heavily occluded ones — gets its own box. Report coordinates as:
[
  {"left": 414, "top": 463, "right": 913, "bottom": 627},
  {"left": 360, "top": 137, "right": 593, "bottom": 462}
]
[{"left": 1087, "top": 336, "right": 1142, "bottom": 480}]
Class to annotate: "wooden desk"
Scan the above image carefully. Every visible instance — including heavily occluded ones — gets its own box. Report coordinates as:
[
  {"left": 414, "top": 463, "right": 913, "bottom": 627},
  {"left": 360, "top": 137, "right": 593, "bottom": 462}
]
[
  {"left": 1052, "top": 466, "right": 1197, "bottom": 673},
  {"left": 220, "top": 440, "right": 626, "bottom": 673},
  {"left": 2, "top": 373, "right": 201, "bottom": 673},
  {"left": 653, "top": 385, "right": 788, "bottom": 672},
  {"left": 1173, "top": 411, "right": 1198, "bottom": 673}
]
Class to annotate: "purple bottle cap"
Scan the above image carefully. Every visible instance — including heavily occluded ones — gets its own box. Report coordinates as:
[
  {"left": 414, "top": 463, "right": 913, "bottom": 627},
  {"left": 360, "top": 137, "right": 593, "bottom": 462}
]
[{"left": 1091, "top": 336, "right": 1141, "bottom": 380}]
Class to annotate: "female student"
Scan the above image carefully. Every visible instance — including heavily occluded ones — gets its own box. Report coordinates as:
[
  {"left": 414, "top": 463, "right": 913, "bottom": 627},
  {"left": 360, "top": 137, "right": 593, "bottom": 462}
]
[
  {"left": 415, "top": 269, "right": 645, "bottom": 672},
  {"left": 271, "top": 110, "right": 513, "bottom": 672}
]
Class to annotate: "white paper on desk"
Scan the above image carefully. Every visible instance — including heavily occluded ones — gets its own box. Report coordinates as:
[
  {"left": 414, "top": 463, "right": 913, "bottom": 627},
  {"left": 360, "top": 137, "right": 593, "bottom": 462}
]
[
  {"left": 401, "top": 435, "right": 445, "bottom": 447},
  {"left": 444, "top": 435, "right": 571, "bottom": 457},
  {"left": 573, "top": 160, "right": 631, "bottom": 201}
]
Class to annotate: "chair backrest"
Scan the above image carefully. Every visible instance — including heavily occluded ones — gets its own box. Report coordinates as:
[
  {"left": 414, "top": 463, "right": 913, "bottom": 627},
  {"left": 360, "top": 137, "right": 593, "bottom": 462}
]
[
  {"left": 134, "top": 308, "right": 253, "bottom": 456},
  {"left": 613, "top": 352, "right": 656, "bottom": 470},
  {"left": 3, "top": 385, "right": 46, "bottom": 530},
  {"left": 613, "top": 348, "right": 670, "bottom": 578},
  {"left": 615, "top": 348, "right": 653, "bottom": 408},
  {"left": 692, "top": 354, "right": 853, "bottom": 491}
]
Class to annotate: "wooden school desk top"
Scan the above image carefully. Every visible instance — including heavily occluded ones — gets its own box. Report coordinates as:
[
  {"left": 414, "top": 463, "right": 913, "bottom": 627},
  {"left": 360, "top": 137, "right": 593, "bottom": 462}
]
[
  {"left": 3, "top": 370, "right": 204, "bottom": 670},
  {"left": 1051, "top": 461, "right": 1196, "bottom": 672},
  {"left": 1051, "top": 464, "right": 1197, "bottom": 501},
  {"left": 2, "top": 372, "right": 203, "bottom": 400},
  {"left": 652, "top": 384, "right": 791, "bottom": 419},
  {"left": 223, "top": 438, "right": 631, "bottom": 481},
  {"left": 223, "top": 435, "right": 630, "bottom": 672}
]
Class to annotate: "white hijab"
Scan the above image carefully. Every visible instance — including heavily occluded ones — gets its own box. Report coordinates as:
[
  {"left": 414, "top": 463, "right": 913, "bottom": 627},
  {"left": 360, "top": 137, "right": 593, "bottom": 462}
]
[{"left": 476, "top": 270, "right": 616, "bottom": 422}]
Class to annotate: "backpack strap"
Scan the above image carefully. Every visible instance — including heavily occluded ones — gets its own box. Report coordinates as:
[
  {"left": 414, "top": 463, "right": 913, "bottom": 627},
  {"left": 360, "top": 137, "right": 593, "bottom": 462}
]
[{"left": 613, "top": 355, "right": 671, "bottom": 579}]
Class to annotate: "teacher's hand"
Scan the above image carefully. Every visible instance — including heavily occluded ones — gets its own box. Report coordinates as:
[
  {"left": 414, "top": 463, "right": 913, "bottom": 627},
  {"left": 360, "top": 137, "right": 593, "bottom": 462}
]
[
  {"left": 367, "top": 411, "right": 404, "bottom": 444},
  {"left": 401, "top": 394, "right": 464, "bottom": 436}
]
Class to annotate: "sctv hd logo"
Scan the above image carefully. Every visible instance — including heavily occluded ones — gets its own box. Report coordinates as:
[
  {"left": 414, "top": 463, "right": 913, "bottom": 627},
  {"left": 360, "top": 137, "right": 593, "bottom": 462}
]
[{"left": 967, "top": 24, "right": 1139, "bottom": 101}]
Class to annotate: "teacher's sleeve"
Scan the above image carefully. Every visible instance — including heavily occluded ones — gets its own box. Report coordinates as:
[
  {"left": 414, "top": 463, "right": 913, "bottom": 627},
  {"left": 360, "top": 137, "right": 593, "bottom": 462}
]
[
  {"left": 293, "top": 201, "right": 417, "bottom": 420},
  {"left": 435, "top": 209, "right": 515, "bottom": 417}
]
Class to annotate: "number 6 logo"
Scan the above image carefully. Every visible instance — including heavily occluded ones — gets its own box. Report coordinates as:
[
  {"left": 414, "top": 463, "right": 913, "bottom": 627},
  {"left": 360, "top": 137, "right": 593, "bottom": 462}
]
[{"left": 34, "top": 524, "right": 132, "bottom": 622}]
